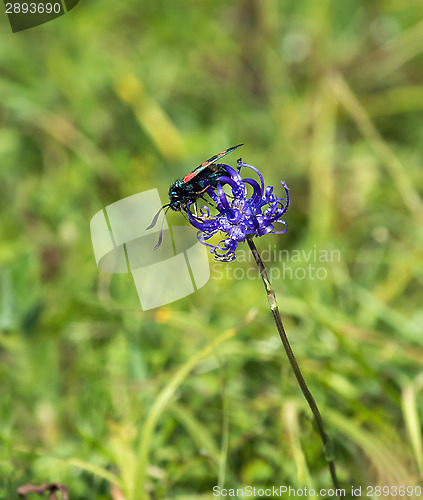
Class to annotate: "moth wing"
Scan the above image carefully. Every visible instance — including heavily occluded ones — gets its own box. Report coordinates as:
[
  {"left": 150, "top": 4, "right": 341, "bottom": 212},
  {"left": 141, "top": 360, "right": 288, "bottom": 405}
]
[{"left": 183, "top": 144, "right": 243, "bottom": 183}]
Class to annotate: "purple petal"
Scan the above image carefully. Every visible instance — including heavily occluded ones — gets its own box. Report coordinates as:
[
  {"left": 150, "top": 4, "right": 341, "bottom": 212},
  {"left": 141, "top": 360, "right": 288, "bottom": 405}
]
[
  {"left": 188, "top": 213, "right": 218, "bottom": 230},
  {"left": 270, "top": 220, "right": 288, "bottom": 234},
  {"left": 206, "top": 187, "right": 222, "bottom": 207},
  {"left": 226, "top": 208, "right": 243, "bottom": 224},
  {"left": 279, "top": 181, "right": 289, "bottom": 214},
  {"left": 243, "top": 178, "right": 262, "bottom": 205},
  {"left": 216, "top": 175, "right": 242, "bottom": 195},
  {"left": 216, "top": 183, "right": 231, "bottom": 211},
  {"left": 221, "top": 163, "right": 243, "bottom": 184},
  {"left": 238, "top": 160, "right": 265, "bottom": 195}
]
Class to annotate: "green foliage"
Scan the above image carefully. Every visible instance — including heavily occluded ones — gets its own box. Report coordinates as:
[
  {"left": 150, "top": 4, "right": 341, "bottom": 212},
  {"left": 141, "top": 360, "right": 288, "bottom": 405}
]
[{"left": 1, "top": 0, "right": 423, "bottom": 498}]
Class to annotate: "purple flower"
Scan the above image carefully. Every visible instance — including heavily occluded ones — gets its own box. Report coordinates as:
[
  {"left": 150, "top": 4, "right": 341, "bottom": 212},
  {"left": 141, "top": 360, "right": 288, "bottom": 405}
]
[{"left": 186, "top": 159, "right": 289, "bottom": 261}]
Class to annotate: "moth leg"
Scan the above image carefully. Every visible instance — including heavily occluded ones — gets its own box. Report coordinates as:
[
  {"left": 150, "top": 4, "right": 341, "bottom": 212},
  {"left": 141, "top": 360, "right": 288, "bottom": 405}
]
[{"left": 197, "top": 185, "right": 211, "bottom": 195}]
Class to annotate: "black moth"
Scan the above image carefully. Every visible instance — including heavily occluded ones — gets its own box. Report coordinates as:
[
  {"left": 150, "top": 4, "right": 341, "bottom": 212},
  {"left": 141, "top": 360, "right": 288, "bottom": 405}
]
[{"left": 147, "top": 144, "right": 243, "bottom": 249}]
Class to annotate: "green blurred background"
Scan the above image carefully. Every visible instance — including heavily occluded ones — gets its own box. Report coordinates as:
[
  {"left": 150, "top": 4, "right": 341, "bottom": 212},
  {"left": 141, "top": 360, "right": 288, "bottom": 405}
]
[{"left": 1, "top": 1, "right": 423, "bottom": 498}]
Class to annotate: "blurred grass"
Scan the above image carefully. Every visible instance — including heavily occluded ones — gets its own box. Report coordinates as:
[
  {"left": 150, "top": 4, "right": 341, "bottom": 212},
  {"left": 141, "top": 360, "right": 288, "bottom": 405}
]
[{"left": 1, "top": 0, "right": 423, "bottom": 499}]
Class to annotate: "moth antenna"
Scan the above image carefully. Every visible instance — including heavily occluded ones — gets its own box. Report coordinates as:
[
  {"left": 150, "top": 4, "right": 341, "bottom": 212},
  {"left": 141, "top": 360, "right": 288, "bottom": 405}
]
[
  {"left": 146, "top": 204, "right": 170, "bottom": 230},
  {"left": 153, "top": 205, "right": 171, "bottom": 251}
]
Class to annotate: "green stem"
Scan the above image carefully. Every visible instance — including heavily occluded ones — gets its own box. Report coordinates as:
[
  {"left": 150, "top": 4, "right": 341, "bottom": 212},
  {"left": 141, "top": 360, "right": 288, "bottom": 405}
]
[{"left": 246, "top": 237, "right": 343, "bottom": 500}]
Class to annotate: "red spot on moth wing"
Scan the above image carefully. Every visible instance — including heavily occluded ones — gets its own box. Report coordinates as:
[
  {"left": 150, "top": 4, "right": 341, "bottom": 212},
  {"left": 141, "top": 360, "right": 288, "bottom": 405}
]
[
  {"left": 183, "top": 171, "right": 198, "bottom": 183},
  {"left": 182, "top": 144, "right": 243, "bottom": 184}
]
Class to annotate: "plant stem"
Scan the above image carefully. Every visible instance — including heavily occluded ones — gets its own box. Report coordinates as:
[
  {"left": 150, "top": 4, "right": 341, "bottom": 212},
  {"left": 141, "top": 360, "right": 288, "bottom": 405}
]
[{"left": 246, "top": 237, "right": 343, "bottom": 499}]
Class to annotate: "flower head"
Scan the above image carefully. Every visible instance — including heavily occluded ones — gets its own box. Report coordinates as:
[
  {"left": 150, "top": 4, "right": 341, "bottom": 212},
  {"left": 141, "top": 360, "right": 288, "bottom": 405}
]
[{"left": 186, "top": 159, "right": 289, "bottom": 261}]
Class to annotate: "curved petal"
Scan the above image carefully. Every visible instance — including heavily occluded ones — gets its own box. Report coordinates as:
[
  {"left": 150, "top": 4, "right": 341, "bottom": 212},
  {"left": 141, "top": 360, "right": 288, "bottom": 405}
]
[
  {"left": 221, "top": 163, "right": 243, "bottom": 184},
  {"left": 197, "top": 232, "right": 219, "bottom": 249},
  {"left": 279, "top": 181, "right": 289, "bottom": 214},
  {"left": 206, "top": 187, "right": 222, "bottom": 208},
  {"left": 188, "top": 213, "right": 219, "bottom": 231},
  {"left": 243, "top": 178, "right": 262, "bottom": 206},
  {"left": 216, "top": 175, "right": 242, "bottom": 195},
  {"left": 270, "top": 220, "right": 288, "bottom": 234},
  {"left": 216, "top": 183, "right": 231, "bottom": 211},
  {"left": 226, "top": 208, "right": 243, "bottom": 224},
  {"left": 238, "top": 160, "right": 265, "bottom": 195}
]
